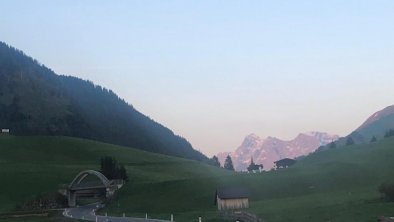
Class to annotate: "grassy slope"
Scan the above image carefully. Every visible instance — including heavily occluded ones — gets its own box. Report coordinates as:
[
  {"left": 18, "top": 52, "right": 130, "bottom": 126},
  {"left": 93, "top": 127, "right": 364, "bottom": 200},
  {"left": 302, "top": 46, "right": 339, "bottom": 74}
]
[
  {"left": 0, "top": 135, "right": 230, "bottom": 222},
  {"left": 358, "top": 113, "right": 394, "bottom": 140},
  {"left": 246, "top": 138, "right": 394, "bottom": 221},
  {"left": 1, "top": 135, "right": 394, "bottom": 221}
]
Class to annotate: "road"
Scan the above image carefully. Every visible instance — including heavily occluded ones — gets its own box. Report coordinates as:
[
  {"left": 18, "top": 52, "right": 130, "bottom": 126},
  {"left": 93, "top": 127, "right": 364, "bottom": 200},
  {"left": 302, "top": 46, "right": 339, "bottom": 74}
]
[{"left": 63, "top": 203, "right": 171, "bottom": 222}]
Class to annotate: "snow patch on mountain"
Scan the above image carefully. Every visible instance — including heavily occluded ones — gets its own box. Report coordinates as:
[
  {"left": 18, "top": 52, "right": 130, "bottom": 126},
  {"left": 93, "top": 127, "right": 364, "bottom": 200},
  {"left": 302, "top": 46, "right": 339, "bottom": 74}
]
[{"left": 217, "top": 131, "right": 339, "bottom": 171}]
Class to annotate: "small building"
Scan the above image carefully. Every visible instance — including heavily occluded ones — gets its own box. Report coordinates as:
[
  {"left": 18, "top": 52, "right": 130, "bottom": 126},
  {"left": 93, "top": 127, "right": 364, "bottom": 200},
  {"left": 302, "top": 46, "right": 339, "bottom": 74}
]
[
  {"left": 215, "top": 187, "right": 249, "bottom": 211},
  {"left": 274, "top": 158, "right": 296, "bottom": 169},
  {"left": 1, "top": 129, "right": 10, "bottom": 134}
]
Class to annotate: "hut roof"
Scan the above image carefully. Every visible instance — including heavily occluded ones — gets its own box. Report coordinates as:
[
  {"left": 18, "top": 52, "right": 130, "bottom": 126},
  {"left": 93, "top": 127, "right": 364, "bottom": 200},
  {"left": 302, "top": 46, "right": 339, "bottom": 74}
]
[
  {"left": 216, "top": 187, "right": 249, "bottom": 199},
  {"left": 274, "top": 158, "right": 295, "bottom": 163}
]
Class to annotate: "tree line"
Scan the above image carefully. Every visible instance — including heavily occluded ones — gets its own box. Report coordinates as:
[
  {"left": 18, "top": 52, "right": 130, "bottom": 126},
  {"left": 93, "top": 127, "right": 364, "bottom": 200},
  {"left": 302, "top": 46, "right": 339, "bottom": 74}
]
[{"left": 207, "top": 155, "right": 263, "bottom": 172}]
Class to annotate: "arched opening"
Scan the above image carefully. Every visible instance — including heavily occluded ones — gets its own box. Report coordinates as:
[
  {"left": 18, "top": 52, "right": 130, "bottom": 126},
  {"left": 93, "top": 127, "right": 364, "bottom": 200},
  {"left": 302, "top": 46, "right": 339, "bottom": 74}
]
[
  {"left": 67, "top": 170, "right": 110, "bottom": 207},
  {"left": 75, "top": 174, "right": 107, "bottom": 205}
]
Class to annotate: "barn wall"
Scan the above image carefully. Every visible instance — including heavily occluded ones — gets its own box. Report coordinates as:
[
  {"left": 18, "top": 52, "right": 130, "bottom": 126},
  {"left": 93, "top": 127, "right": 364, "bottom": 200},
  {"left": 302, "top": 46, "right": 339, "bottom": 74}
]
[{"left": 217, "top": 197, "right": 249, "bottom": 211}]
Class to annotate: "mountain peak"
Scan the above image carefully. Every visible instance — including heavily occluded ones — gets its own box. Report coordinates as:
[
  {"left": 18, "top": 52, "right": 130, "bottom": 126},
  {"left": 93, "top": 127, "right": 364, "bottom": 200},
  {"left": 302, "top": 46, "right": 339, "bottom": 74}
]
[
  {"left": 238, "top": 134, "right": 263, "bottom": 151},
  {"left": 219, "top": 131, "right": 339, "bottom": 171},
  {"left": 245, "top": 133, "right": 261, "bottom": 140}
]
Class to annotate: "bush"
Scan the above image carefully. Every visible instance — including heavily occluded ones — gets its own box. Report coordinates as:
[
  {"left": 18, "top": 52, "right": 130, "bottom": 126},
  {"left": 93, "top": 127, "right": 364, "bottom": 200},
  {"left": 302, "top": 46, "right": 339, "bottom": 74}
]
[
  {"left": 15, "top": 192, "right": 67, "bottom": 211},
  {"left": 378, "top": 182, "right": 394, "bottom": 201}
]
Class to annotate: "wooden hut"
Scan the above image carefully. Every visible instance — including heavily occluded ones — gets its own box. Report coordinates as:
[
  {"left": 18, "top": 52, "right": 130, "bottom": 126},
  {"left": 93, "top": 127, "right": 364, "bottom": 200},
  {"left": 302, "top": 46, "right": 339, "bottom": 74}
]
[
  {"left": 215, "top": 187, "right": 249, "bottom": 211},
  {"left": 274, "top": 158, "right": 296, "bottom": 169}
]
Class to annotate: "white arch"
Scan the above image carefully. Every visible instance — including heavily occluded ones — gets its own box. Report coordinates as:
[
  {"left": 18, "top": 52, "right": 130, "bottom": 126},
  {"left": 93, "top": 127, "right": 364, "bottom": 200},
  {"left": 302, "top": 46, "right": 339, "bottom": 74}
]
[{"left": 69, "top": 170, "right": 110, "bottom": 189}]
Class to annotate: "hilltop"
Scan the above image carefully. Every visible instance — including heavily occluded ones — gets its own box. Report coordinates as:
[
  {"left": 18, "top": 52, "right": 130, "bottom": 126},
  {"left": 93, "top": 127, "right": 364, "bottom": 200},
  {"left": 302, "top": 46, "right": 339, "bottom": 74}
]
[{"left": 0, "top": 42, "right": 206, "bottom": 161}]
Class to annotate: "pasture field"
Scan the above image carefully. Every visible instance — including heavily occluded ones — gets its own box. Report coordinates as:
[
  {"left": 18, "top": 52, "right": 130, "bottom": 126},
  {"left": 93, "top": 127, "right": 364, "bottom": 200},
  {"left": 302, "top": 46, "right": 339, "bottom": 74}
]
[
  {"left": 0, "top": 135, "right": 229, "bottom": 221},
  {"left": 1, "top": 135, "right": 394, "bottom": 221}
]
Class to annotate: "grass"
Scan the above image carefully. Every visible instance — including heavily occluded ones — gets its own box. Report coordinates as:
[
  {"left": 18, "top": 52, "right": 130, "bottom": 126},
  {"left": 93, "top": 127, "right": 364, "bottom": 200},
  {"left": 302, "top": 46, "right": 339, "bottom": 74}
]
[
  {"left": 0, "top": 135, "right": 231, "bottom": 221},
  {"left": 1, "top": 135, "right": 394, "bottom": 221},
  {"left": 0, "top": 210, "right": 81, "bottom": 222}
]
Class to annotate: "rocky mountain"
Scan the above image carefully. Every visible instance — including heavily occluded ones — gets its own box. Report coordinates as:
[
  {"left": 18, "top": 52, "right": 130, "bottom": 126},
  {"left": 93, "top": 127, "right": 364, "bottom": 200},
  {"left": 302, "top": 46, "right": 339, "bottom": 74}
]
[
  {"left": 0, "top": 41, "right": 207, "bottom": 161},
  {"left": 218, "top": 132, "right": 339, "bottom": 171}
]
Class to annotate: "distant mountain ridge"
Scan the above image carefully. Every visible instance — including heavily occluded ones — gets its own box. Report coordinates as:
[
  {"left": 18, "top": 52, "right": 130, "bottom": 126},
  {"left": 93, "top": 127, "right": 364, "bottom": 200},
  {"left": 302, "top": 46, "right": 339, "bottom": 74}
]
[
  {"left": 0, "top": 41, "right": 206, "bottom": 161},
  {"left": 218, "top": 131, "right": 338, "bottom": 171}
]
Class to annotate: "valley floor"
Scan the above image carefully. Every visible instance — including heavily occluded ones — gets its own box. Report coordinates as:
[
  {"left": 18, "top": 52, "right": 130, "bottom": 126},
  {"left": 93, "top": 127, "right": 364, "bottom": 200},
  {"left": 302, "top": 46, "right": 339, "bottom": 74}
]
[{"left": 1, "top": 136, "right": 394, "bottom": 221}]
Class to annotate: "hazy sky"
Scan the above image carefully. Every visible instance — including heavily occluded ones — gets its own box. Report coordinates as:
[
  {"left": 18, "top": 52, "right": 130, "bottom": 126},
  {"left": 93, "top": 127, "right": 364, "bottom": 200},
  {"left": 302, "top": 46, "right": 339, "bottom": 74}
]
[{"left": 1, "top": 1, "right": 394, "bottom": 156}]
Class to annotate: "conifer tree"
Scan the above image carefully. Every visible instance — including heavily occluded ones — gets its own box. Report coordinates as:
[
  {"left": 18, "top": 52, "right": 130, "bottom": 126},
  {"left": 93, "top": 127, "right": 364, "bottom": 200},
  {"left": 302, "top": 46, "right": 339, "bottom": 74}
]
[
  {"left": 224, "top": 155, "right": 235, "bottom": 171},
  {"left": 210, "top": 155, "right": 221, "bottom": 167}
]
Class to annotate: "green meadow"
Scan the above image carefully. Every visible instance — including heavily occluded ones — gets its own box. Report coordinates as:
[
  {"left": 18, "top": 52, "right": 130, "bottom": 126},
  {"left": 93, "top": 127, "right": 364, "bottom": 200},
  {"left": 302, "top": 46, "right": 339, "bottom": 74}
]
[{"left": 1, "top": 135, "right": 394, "bottom": 221}]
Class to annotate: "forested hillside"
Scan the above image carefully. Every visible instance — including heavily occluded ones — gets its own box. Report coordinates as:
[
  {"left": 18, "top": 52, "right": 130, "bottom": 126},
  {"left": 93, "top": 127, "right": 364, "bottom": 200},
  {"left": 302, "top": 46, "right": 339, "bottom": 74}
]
[{"left": 0, "top": 42, "right": 206, "bottom": 161}]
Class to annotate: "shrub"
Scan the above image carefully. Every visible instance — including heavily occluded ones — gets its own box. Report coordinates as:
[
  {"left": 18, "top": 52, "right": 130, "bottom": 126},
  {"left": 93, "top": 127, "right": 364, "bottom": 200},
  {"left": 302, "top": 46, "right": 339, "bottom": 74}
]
[
  {"left": 378, "top": 182, "right": 394, "bottom": 201},
  {"left": 16, "top": 192, "right": 67, "bottom": 211}
]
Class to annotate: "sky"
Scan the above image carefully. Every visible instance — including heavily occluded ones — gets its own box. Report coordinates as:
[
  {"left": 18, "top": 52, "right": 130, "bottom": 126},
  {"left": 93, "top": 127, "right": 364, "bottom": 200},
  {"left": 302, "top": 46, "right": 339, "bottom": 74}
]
[{"left": 1, "top": 1, "right": 394, "bottom": 156}]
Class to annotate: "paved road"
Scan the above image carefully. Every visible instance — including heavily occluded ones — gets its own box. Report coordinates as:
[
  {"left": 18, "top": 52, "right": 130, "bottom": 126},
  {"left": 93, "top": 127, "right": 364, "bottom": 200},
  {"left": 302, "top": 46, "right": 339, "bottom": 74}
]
[{"left": 63, "top": 204, "right": 170, "bottom": 222}]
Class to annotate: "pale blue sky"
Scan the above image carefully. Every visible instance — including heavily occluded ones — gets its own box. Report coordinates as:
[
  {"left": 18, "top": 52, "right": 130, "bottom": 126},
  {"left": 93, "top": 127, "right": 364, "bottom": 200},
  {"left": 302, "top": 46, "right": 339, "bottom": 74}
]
[{"left": 1, "top": 1, "right": 394, "bottom": 156}]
